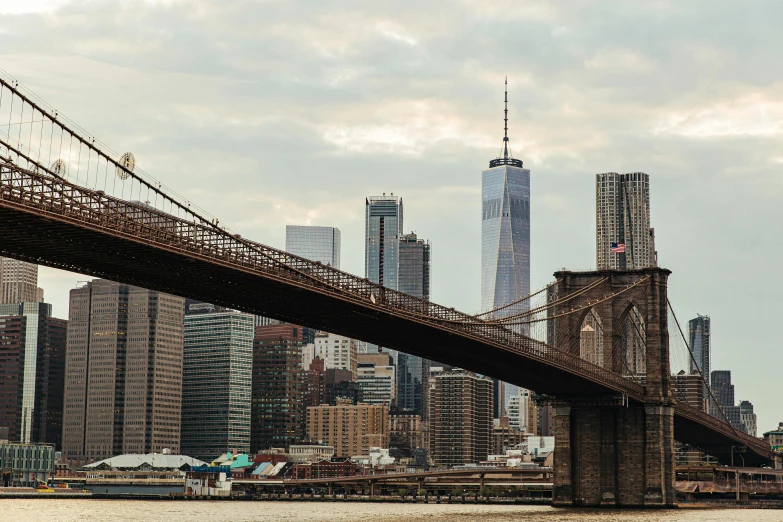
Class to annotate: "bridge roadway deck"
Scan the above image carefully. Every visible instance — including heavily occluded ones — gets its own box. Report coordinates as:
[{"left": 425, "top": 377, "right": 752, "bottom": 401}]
[{"left": 0, "top": 165, "right": 775, "bottom": 466}]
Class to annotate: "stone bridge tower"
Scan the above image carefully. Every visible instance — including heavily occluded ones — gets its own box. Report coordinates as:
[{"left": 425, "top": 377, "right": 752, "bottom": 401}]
[{"left": 550, "top": 268, "right": 676, "bottom": 507}]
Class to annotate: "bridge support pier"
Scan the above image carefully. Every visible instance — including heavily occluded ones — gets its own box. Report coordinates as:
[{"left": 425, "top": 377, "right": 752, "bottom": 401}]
[{"left": 553, "top": 402, "right": 675, "bottom": 508}]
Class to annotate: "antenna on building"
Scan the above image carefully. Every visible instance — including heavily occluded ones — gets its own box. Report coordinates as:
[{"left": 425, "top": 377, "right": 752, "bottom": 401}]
[
  {"left": 490, "top": 77, "right": 523, "bottom": 169},
  {"left": 503, "top": 77, "right": 509, "bottom": 161}
]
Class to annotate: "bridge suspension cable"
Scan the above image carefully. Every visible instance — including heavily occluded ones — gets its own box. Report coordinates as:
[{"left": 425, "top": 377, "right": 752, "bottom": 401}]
[
  {"left": 474, "top": 280, "right": 557, "bottom": 318},
  {"left": 495, "top": 276, "right": 652, "bottom": 326},
  {"left": 667, "top": 299, "right": 743, "bottom": 440},
  {"left": 485, "top": 277, "right": 609, "bottom": 324}
]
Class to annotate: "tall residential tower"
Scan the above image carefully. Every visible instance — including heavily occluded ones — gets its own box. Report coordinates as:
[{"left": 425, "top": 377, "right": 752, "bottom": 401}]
[{"left": 596, "top": 172, "right": 657, "bottom": 270}]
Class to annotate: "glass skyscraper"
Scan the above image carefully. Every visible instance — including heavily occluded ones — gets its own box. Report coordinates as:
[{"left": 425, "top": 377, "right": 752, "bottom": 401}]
[
  {"left": 285, "top": 225, "right": 341, "bottom": 269},
  {"left": 397, "top": 233, "right": 431, "bottom": 417},
  {"left": 182, "top": 303, "right": 254, "bottom": 461},
  {"left": 688, "top": 315, "right": 710, "bottom": 400},
  {"left": 366, "top": 195, "right": 403, "bottom": 290},
  {"left": 481, "top": 81, "right": 530, "bottom": 418},
  {"left": 481, "top": 164, "right": 531, "bottom": 312}
]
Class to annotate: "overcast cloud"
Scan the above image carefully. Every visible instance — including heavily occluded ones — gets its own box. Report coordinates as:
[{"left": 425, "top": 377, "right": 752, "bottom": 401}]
[{"left": 1, "top": 0, "right": 781, "bottom": 431}]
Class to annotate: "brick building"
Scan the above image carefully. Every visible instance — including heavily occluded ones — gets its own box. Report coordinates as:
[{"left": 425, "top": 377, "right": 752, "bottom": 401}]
[
  {"left": 291, "top": 458, "right": 360, "bottom": 480},
  {"left": 307, "top": 399, "right": 388, "bottom": 458},
  {"left": 251, "top": 324, "right": 303, "bottom": 452},
  {"left": 389, "top": 411, "right": 424, "bottom": 458}
]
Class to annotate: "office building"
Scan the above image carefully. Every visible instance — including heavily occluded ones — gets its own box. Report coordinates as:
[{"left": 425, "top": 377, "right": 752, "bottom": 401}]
[
  {"left": 688, "top": 315, "right": 710, "bottom": 400},
  {"left": 739, "top": 400, "right": 757, "bottom": 438},
  {"left": 251, "top": 324, "right": 303, "bottom": 452},
  {"left": 0, "top": 303, "right": 66, "bottom": 447},
  {"left": 492, "top": 418, "right": 526, "bottom": 456},
  {"left": 673, "top": 370, "right": 707, "bottom": 412},
  {"left": 507, "top": 389, "right": 531, "bottom": 433},
  {"left": 303, "top": 357, "right": 326, "bottom": 409},
  {"left": 285, "top": 225, "right": 341, "bottom": 268},
  {"left": 306, "top": 399, "right": 389, "bottom": 458},
  {"left": 398, "top": 233, "right": 430, "bottom": 300},
  {"left": 0, "top": 258, "right": 44, "bottom": 304},
  {"left": 481, "top": 84, "right": 530, "bottom": 315},
  {"left": 181, "top": 304, "right": 254, "bottom": 461},
  {"left": 357, "top": 352, "right": 396, "bottom": 407},
  {"left": 709, "top": 370, "right": 744, "bottom": 431},
  {"left": 325, "top": 369, "right": 362, "bottom": 405},
  {"left": 0, "top": 440, "right": 56, "bottom": 487},
  {"left": 62, "top": 280, "right": 185, "bottom": 460},
  {"left": 429, "top": 370, "right": 493, "bottom": 467},
  {"left": 366, "top": 195, "right": 403, "bottom": 290},
  {"left": 396, "top": 232, "right": 432, "bottom": 417},
  {"left": 481, "top": 82, "right": 530, "bottom": 418},
  {"left": 596, "top": 172, "right": 656, "bottom": 270},
  {"left": 306, "top": 332, "right": 358, "bottom": 380}
]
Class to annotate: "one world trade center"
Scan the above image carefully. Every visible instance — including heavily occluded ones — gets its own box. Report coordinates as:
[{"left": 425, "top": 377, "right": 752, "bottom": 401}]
[{"left": 481, "top": 80, "right": 531, "bottom": 418}]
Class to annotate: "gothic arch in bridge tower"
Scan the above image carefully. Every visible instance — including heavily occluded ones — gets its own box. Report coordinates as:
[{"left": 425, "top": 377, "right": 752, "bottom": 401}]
[
  {"left": 578, "top": 308, "right": 604, "bottom": 368},
  {"left": 618, "top": 303, "right": 647, "bottom": 383}
]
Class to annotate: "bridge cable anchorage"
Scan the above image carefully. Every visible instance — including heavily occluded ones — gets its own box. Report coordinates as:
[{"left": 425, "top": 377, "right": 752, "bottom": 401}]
[
  {"left": 474, "top": 280, "right": 558, "bottom": 318},
  {"left": 493, "top": 276, "right": 652, "bottom": 326},
  {"left": 667, "top": 298, "right": 745, "bottom": 442},
  {"left": 484, "top": 277, "right": 610, "bottom": 324}
]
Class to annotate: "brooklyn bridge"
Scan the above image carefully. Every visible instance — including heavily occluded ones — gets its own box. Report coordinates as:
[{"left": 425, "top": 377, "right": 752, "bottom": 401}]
[{"left": 0, "top": 74, "right": 778, "bottom": 508}]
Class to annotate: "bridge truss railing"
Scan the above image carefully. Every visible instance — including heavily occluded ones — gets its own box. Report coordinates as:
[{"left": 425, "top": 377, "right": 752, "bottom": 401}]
[
  {"left": 0, "top": 162, "right": 645, "bottom": 401},
  {"left": 676, "top": 401, "right": 773, "bottom": 459}
]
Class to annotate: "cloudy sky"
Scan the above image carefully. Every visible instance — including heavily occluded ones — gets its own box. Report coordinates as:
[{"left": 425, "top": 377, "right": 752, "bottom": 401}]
[{"left": 1, "top": 0, "right": 781, "bottom": 431}]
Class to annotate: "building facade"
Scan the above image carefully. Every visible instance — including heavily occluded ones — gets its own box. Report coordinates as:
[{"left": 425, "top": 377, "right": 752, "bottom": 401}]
[
  {"left": 596, "top": 172, "right": 656, "bottom": 270},
  {"left": 396, "top": 232, "right": 432, "bottom": 417},
  {"left": 306, "top": 399, "right": 389, "bottom": 458},
  {"left": 0, "top": 258, "right": 44, "bottom": 304},
  {"left": 688, "top": 315, "right": 710, "bottom": 400},
  {"left": 507, "top": 389, "right": 531, "bottom": 433},
  {"left": 709, "top": 370, "right": 744, "bottom": 431},
  {"left": 357, "top": 353, "right": 396, "bottom": 407},
  {"left": 429, "top": 370, "right": 493, "bottom": 468},
  {"left": 307, "top": 332, "right": 358, "bottom": 381},
  {"left": 365, "top": 195, "right": 403, "bottom": 290},
  {"left": 62, "top": 280, "right": 185, "bottom": 460},
  {"left": 389, "top": 412, "right": 424, "bottom": 458},
  {"left": 480, "top": 163, "right": 530, "bottom": 312},
  {"left": 285, "top": 225, "right": 341, "bottom": 268},
  {"left": 673, "top": 370, "right": 707, "bottom": 412},
  {"left": 181, "top": 305, "right": 254, "bottom": 461},
  {"left": 739, "top": 400, "right": 757, "bottom": 437},
  {"left": 251, "top": 324, "right": 303, "bottom": 452},
  {"left": 0, "top": 303, "right": 66, "bottom": 447},
  {"left": 481, "top": 84, "right": 530, "bottom": 419}
]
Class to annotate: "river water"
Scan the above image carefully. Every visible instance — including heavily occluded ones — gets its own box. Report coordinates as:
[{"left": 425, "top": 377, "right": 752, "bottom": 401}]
[{"left": 4, "top": 500, "right": 782, "bottom": 522}]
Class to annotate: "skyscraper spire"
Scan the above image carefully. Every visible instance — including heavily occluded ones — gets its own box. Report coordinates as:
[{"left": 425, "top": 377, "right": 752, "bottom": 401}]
[
  {"left": 503, "top": 76, "right": 509, "bottom": 161},
  {"left": 490, "top": 77, "right": 523, "bottom": 168}
]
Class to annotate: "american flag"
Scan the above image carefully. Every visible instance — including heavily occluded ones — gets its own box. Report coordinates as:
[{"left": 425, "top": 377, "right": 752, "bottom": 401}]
[{"left": 611, "top": 242, "right": 626, "bottom": 253}]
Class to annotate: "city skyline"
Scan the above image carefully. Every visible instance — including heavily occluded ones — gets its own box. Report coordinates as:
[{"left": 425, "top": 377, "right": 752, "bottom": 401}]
[{"left": 5, "top": 1, "right": 782, "bottom": 434}]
